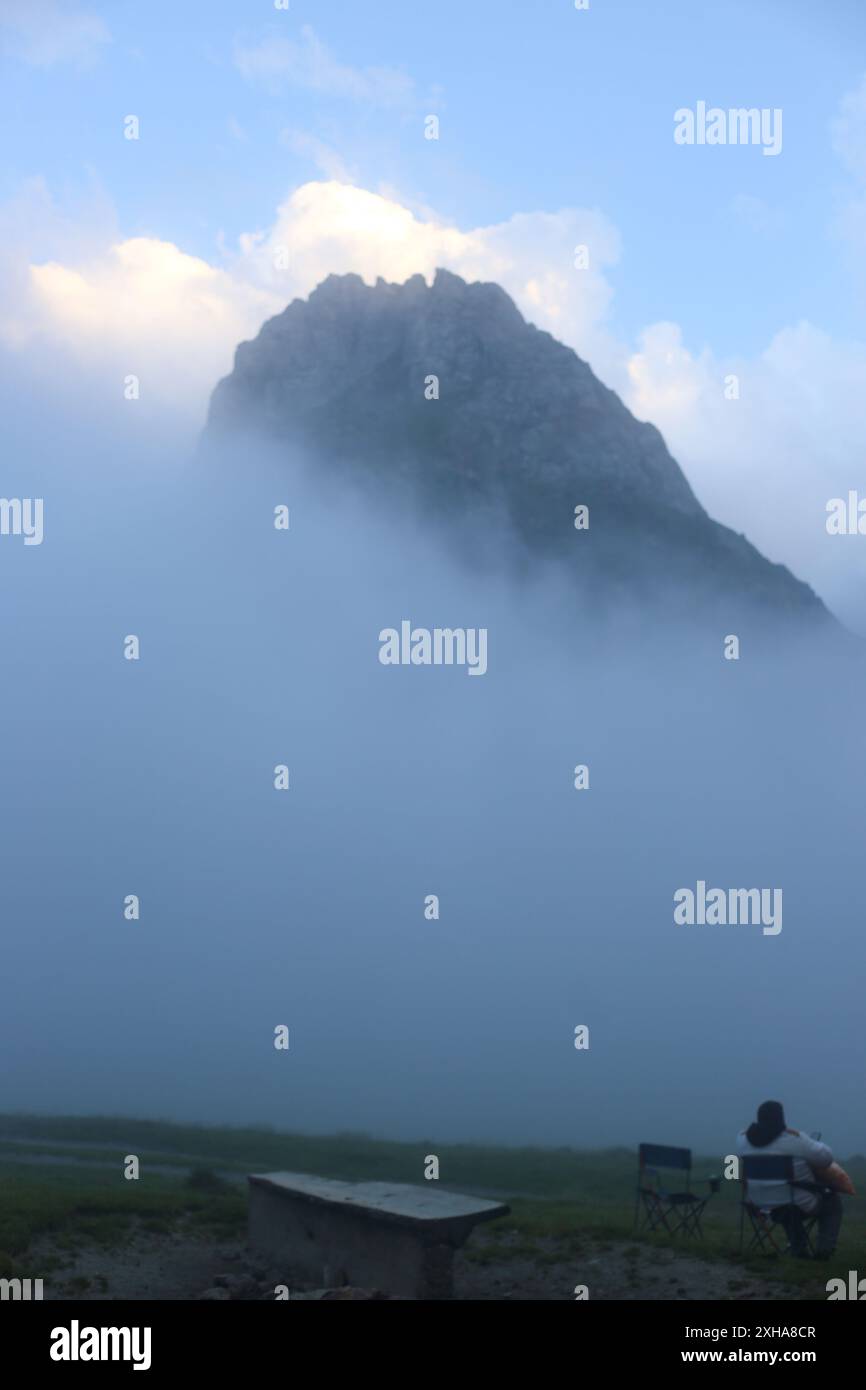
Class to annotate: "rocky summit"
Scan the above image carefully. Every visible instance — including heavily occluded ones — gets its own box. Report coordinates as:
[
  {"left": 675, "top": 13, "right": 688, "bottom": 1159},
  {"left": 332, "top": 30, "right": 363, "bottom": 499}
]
[{"left": 205, "top": 268, "right": 830, "bottom": 627}]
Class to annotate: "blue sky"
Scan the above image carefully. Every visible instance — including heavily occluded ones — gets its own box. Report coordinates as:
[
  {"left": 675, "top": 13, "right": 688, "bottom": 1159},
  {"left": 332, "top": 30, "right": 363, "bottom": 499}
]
[
  {"left": 2, "top": 0, "right": 864, "bottom": 350},
  {"left": 2, "top": 0, "right": 866, "bottom": 623}
]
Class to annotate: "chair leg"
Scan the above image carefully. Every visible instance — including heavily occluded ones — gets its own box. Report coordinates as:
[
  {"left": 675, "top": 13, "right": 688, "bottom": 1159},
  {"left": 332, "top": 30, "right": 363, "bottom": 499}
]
[
  {"left": 690, "top": 1202, "right": 707, "bottom": 1239},
  {"left": 739, "top": 1200, "right": 745, "bottom": 1253},
  {"left": 802, "top": 1217, "right": 818, "bottom": 1257},
  {"left": 775, "top": 1207, "right": 811, "bottom": 1257},
  {"left": 745, "top": 1208, "right": 780, "bottom": 1256},
  {"left": 643, "top": 1193, "right": 671, "bottom": 1235}
]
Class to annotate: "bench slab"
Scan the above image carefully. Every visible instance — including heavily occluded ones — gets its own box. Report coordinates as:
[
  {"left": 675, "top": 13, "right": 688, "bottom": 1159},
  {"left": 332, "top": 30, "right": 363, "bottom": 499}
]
[{"left": 248, "top": 1171, "right": 508, "bottom": 1299}]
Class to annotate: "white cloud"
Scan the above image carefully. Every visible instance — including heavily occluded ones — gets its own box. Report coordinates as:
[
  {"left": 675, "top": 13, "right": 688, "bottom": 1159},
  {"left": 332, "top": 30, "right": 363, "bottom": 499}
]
[
  {"left": 829, "top": 73, "right": 866, "bottom": 285},
  {"left": 280, "top": 130, "right": 358, "bottom": 183},
  {"left": 235, "top": 25, "right": 414, "bottom": 108},
  {"left": 233, "top": 182, "right": 623, "bottom": 379},
  {"left": 0, "top": 0, "right": 109, "bottom": 68},
  {"left": 831, "top": 73, "right": 866, "bottom": 182},
  {"left": 6, "top": 231, "right": 277, "bottom": 411},
  {"left": 624, "top": 319, "right": 866, "bottom": 627},
  {"left": 0, "top": 177, "right": 621, "bottom": 426}
]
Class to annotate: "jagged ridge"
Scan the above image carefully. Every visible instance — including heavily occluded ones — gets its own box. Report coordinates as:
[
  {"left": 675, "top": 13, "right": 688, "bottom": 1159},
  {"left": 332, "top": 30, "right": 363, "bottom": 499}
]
[{"left": 205, "top": 268, "right": 830, "bottom": 626}]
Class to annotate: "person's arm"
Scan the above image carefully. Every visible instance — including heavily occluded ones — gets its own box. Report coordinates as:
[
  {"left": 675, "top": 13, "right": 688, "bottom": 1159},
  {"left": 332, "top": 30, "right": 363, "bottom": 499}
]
[{"left": 791, "top": 1132, "right": 833, "bottom": 1169}]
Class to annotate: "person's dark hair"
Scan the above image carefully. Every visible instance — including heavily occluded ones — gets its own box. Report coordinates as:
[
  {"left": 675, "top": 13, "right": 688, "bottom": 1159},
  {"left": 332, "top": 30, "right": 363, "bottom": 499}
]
[{"left": 746, "top": 1100, "right": 786, "bottom": 1148}]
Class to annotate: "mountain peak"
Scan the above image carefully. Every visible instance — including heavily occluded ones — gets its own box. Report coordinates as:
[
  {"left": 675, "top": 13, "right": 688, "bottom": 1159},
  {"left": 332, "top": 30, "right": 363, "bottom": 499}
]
[{"left": 205, "top": 270, "right": 830, "bottom": 627}]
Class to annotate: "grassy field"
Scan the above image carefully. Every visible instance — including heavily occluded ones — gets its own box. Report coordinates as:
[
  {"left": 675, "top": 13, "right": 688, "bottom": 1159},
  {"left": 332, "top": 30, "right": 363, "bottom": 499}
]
[{"left": 1, "top": 1113, "right": 863, "bottom": 1296}]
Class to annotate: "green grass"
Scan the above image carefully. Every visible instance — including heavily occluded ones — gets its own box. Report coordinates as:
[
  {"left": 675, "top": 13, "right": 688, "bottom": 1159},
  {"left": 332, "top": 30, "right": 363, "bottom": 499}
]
[
  {"left": 1, "top": 1113, "right": 864, "bottom": 1299},
  {"left": 0, "top": 1114, "right": 649, "bottom": 1190},
  {"left": 0, "top": 1155, "right": 245, "bottom": 1281}
]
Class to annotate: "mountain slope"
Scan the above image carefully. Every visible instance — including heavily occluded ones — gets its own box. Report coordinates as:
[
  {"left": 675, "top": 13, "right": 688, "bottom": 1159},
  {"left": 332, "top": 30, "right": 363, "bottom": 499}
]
[{"left": 204, "top": 268, "right": 831, "bottom": 627}]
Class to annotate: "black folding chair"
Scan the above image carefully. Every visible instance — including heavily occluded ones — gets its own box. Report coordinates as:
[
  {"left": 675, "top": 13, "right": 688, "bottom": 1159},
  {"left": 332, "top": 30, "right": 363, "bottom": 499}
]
[
  {"left": 635, "top": 1143, "right": 720, "bottom": 1238},
  {"left": 739, "top": 1154, "right": 830, "bottom": 1257}
]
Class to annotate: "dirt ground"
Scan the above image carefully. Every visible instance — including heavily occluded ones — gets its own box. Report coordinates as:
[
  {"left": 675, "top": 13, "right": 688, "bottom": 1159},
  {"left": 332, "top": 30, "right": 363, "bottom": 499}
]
[
  {"left": 454, "top": 1230, "right": 794, "bottom": 1301},
  {"left": 31, "top": 1221, "right": 796, "bottom": 1302}
]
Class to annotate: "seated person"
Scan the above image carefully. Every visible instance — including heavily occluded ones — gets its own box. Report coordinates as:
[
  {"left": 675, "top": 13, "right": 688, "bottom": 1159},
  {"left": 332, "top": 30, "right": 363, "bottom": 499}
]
[{"left": 736, "top": 1100, "right": 843, "bottom": 1258}]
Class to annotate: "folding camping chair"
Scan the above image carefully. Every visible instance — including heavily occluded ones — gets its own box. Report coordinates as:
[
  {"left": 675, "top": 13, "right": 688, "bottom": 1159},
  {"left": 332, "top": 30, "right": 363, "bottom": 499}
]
[
  {"left": 739, "top": 1154, "right": 830, "bottom": 1257},
  {"left": 634, "top": 1143, "right": 720, "bottom": 1238}
]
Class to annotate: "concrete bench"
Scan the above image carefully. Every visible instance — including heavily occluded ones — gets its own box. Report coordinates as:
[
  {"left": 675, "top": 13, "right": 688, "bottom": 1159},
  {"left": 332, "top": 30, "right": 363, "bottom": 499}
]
[{"left": 248, "top": 1171, "right": 509, "bottom": 1299}]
